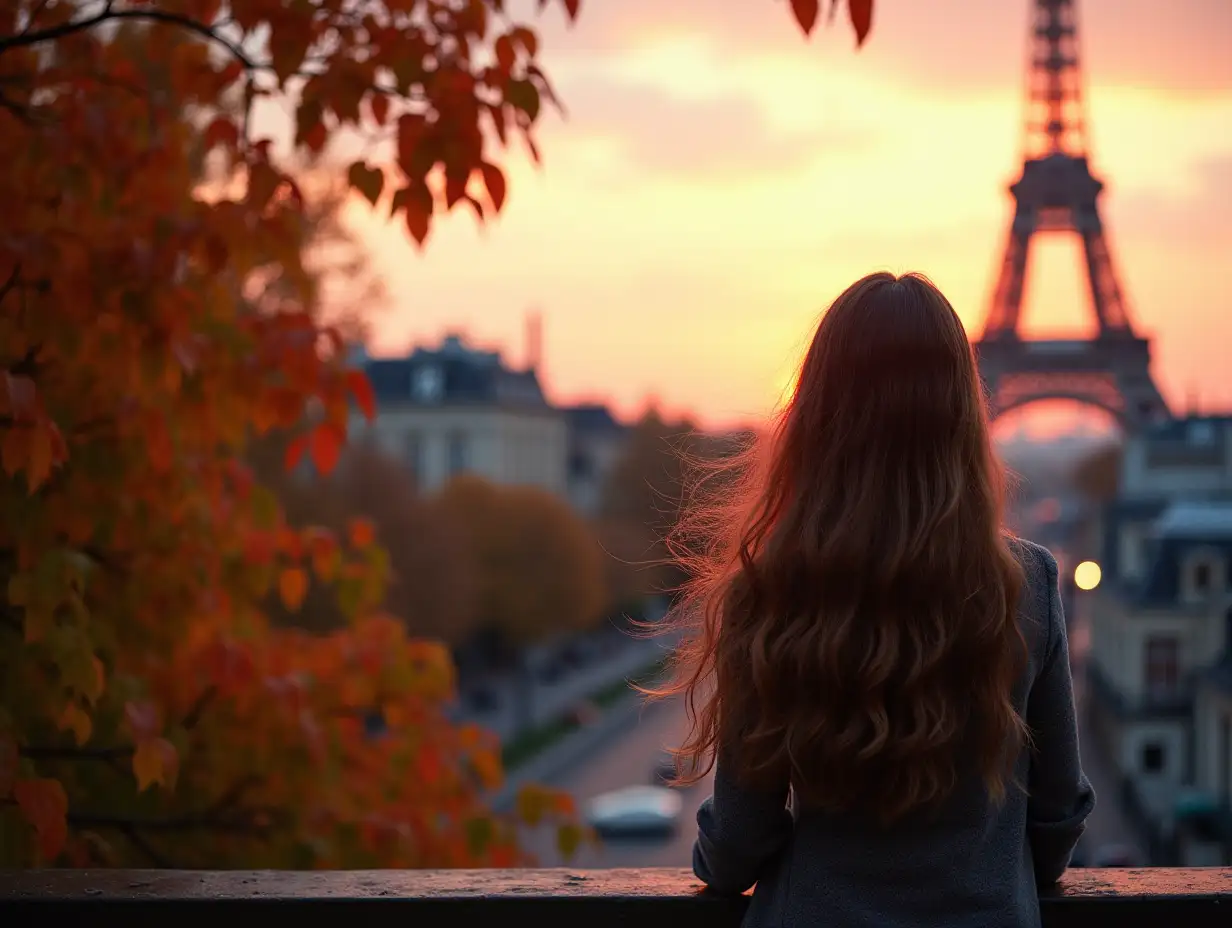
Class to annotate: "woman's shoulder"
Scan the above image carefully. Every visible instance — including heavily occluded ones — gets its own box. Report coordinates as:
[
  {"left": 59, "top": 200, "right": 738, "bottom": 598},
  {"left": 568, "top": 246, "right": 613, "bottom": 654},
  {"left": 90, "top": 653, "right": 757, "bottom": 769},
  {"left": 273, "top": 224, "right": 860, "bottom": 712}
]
[
  {"left": 1005, "top": 534, "right": 1061, "bottom": 648},
  {"left": 1006, "top": 534, "right": 1059, "bottom": 581}
]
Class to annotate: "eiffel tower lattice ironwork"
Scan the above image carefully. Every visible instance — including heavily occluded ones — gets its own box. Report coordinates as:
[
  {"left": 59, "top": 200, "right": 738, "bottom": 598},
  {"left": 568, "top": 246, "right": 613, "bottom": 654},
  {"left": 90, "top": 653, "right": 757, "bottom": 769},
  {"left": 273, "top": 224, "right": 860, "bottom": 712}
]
[{"left": 974, "top": 0, "right": 1170, "bottom": 430}]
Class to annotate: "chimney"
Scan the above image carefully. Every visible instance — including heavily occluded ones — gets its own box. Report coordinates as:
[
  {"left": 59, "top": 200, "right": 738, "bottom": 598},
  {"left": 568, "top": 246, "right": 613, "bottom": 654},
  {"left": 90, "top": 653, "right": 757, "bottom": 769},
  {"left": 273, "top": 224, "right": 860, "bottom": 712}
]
[
  {"left": 1185, "top": 383, "right": 1199, "bottom": 417},
  {"left": 524, "top": 309, "right": 542, "bottom": 373}
]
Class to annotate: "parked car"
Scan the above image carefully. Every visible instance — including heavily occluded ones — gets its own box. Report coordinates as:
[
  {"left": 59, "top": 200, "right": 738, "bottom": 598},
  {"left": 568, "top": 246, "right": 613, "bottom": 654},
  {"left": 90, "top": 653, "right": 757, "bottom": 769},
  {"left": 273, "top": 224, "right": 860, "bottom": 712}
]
[{"left": 585, "top": 786, "right": 683, "bottom": 840}]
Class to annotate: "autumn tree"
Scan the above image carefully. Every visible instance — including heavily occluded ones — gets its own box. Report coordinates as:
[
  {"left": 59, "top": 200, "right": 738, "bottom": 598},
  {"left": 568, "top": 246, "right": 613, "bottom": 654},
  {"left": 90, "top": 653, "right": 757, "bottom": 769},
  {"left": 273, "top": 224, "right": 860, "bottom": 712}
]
[
  {"left": 0, "top": 0, "right": 593, "bottom": 869},
  {"left": 0, "top": 0, "right": 874, "bottom": 869},
  {"left": 436, "top": 475, "right": 606, "bottom": 654},
  {"left": 256, "top": 435, "right": 480, "bottom": 647}
]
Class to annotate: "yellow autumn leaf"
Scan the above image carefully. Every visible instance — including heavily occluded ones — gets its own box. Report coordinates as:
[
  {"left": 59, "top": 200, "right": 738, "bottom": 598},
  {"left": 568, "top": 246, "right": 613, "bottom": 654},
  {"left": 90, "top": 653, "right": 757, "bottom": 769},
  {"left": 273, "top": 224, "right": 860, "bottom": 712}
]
[
  {"left": 132, "top": 737, "right": 178, "bottom": 792},
  {"left": 515, "top": 784, "right": 548, "bottom": 827},
  {"left": 56, "top": 703, "right": 92, "bottom": 747},
  {"left": 278, "top": 566, "right": 308, "bottom": 611},
  {"left": 555, "top": 822, "right": 584, "bottom": 860}
]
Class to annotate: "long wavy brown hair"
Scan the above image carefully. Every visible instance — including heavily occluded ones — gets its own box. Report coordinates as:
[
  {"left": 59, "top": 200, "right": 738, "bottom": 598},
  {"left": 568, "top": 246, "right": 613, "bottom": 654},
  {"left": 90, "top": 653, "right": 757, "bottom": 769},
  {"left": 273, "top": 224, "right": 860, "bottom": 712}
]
[{"left": 650, "top": 272, "right": 1029, "bottom": 825}]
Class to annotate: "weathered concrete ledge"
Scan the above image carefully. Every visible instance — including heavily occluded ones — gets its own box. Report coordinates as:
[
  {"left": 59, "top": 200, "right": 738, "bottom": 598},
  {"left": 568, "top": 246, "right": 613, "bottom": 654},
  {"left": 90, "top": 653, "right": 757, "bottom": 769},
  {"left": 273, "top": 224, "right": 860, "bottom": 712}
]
[{"left": 1, "top": 867, "right": 1229, "bottom": 928}]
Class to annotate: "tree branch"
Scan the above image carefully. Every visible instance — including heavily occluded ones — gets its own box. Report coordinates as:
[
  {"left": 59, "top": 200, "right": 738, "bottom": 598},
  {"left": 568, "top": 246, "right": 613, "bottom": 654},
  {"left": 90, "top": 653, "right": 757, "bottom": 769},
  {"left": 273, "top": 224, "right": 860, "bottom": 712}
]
[
  {"left": 19, "top": 1, "right": 53, "bottom": 36},
  {"left": 19, "top": 684, "right": 220, "bottom": 762},
  {"left": 117, "top": 822, "right": 175, "bottom": 868},
  {"left": 68, "top": 808, "right": 270, "bottom": 835},
  {"left": 19, "top": 744, "right": 132, "bottom": 761},
  {"left": 0, "top": 6, "right": 257, "bottom": 71},
  {"left": 182, "top": 685, "right": 218, "bottom": 729},
  {"left": 0, "top": 263, "right": 19, "bottom": 303}
]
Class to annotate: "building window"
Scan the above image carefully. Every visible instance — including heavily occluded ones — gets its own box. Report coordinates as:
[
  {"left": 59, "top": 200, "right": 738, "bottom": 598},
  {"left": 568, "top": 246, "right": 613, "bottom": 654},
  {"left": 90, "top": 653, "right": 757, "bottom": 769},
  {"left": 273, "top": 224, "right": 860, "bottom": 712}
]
[
  {"left": 568, "top": 451, "right": 592, "bottom": 480},
  {"left": 1143, "top": 635, "right": 1180, "bottom": 698},
  {"left": 1140, "top": 742, "right": 1165, "bottom": 773},
  {"left": 447, "top": 432, "right": 469, "bottom": 477},
  {"left": 405, "top": 430, "right": 423, "bottom": 477},
  {"left": 1193, "top": 561, "right": 1212, "bottom": 594}
]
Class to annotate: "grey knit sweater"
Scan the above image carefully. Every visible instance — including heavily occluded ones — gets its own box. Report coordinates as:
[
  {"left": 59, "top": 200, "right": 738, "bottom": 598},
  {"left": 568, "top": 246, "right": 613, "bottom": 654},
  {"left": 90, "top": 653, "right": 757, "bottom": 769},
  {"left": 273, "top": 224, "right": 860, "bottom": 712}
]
[{"left": 693, "top": 539, "right": 1095, "bottom": 928}]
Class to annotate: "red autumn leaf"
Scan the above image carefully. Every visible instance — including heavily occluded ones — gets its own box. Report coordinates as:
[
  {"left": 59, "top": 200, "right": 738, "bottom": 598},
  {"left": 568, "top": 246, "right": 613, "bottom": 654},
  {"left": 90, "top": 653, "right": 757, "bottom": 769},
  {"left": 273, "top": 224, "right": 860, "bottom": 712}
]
[
  {"left": 348, "top": 517, "right": 376, "bottom": 549},
  {"left": 849, "top": 0, "right": 875, "bottom": 46},
  {"left": 309, "top": 421, "right": 345, "bottom": 474},
  {"left": 345, "top": 369, "right": 376, "bottom": 421},
  {"left": 284, "top": 434, "right": 308, "bottom": 471},
  {"left": 480, "top": 162, "right": 507, "bottom": 213},
  {"left": 304, "top": 120, "right": 328, "bottom": 154},
  {"left": 347, "top": 161, "right": 384, "bottom": 207},
  {"left": 404, "top": 189, "right": 432, "bottom": 247},
  {"left": 494, "top": 35, "right": 516, "bottom": 73},
  {"left": 790, "top": 0, "right": 820, "bottom": 35},
  {"left": 1, "top": 372, "right": 38, "bottom": 421},
  {"left": 203, "top": 116, "right": 240, "bottom": 152},
  {"left": 368, "top": 92, "right": 389, "bottom": 126},
  {"left": 13, "top": 778, "right": 69, "bottom": 862}
]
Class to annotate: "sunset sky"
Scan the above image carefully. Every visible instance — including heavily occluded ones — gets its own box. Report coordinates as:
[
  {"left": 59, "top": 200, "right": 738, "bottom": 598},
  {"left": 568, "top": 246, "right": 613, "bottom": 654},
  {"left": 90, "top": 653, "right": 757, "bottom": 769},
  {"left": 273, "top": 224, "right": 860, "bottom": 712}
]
[{"left": 339, "top": 0, "right": 1232, "bottom": 431}]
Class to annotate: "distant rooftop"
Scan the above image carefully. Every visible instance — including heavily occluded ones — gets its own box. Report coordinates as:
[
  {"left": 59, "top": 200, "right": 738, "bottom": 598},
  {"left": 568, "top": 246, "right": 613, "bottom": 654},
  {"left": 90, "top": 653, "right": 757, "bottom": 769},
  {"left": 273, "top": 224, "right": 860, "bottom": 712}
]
[
  {"left": 1154, "top": 501, "right": 1232, "bottom": 541},
  {"left": 362, "top": 333, "right": 550, "bottom": 411},
  {"left": 563, "top": 404, "right": 626, "bottom": 434},
  {"left": 1142, "top": 415, "right": 1232, "bottom": 446}
]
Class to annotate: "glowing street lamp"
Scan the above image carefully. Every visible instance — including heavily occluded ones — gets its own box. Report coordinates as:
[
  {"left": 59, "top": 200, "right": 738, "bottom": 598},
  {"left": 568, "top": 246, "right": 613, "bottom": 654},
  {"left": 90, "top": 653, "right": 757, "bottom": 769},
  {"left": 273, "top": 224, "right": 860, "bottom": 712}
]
[{"left": 1074, "top": 561, "right": 1102, "bottom": 592}]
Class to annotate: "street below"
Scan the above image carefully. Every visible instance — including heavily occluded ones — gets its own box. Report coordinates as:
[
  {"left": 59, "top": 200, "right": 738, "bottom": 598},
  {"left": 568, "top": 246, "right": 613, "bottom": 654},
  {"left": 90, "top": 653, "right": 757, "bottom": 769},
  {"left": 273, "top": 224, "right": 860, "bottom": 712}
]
[{"left": 520, "top": 596, "right": 1144, "bottom": 868}]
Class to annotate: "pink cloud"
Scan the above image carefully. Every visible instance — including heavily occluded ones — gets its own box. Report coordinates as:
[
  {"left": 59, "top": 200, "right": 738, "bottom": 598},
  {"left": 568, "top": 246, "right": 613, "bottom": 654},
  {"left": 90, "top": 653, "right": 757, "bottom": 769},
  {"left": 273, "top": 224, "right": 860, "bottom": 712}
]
[
  {"left": 535, "top": 0, "right": 1231, "bottom": 96},
  {"left": 548, "top": 78, "right": 881, "bottom": 181}
]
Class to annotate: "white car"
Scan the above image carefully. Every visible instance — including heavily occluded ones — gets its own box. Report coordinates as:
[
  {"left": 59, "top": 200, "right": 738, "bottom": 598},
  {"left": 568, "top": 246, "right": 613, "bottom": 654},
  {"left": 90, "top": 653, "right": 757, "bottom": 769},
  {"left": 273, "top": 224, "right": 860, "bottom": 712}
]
[{"left": 585, "top": 786, "right": 683, "bottom": 839}]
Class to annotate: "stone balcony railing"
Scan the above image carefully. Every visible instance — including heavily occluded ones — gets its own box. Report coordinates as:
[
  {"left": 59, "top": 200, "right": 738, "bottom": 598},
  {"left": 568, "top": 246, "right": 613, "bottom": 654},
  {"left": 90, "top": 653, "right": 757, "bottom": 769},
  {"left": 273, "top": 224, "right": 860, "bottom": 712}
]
[{"left": 2, "top": 868, "right": 1231, "bottom": 928}]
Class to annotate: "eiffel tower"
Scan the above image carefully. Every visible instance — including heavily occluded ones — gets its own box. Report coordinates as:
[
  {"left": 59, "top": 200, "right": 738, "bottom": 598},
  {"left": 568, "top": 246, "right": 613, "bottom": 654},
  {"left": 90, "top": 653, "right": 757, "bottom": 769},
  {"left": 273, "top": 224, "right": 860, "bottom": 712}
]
[{"left": 974, "top": 0, "right": 1170, "bottom": 430}]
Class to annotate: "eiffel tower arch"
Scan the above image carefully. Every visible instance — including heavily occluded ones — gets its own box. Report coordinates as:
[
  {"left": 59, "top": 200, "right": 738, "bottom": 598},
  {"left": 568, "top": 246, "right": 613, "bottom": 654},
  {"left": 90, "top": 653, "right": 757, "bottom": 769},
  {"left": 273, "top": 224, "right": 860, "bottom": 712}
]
[{"left": 974, "top": 0, "right": 1170, "bottom": 432}]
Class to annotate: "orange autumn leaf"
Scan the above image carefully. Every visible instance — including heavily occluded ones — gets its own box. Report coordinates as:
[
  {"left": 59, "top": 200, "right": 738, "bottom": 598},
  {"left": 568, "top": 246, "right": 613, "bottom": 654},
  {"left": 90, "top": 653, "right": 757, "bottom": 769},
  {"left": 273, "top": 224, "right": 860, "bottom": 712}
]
[
  {"left": 279, "top": 566, "right": 309, "bottom": 611},
  {"left": 13, "top": 779, "right": 68, "bottom": 862},
  {"left": 347, "top": 517, "right": 376, "bottom": 549},
  {"left": 132, "top": 737, "right": 179, "bottom": 792},
  {"left": 57, "top": 703, "right": 93, "bottom": 747}
]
